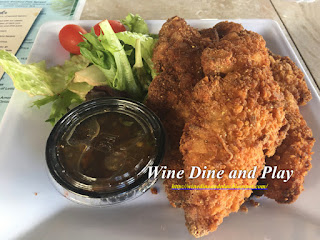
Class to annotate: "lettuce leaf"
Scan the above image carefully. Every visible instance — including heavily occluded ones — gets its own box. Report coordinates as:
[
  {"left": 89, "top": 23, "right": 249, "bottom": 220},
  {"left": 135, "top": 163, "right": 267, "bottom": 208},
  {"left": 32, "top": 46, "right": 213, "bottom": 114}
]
[
  {"left": 132, "top": 39, "right": 152, "bottom": 93},
  {"left": 78, "top": 31, "right": 117, "bottom": 84},
  {"left": 0, "top": 50, "right": 90, "bottom": 125},
  {"left": 33, "top": 90, "right": 83, "bottom": 125},
  {"left": 116, "top": 31, "right": 157, "bottom": 78},
  {"left": 120, "top": 13, "right": 149, "bottom": 34},
  {"left": 0, "top": 51, "right": 54, "bottom": 96},
  {"left": 73, "top": 65, "right": 107, "bottom": 86},
  {"left": 80, "top": 20, "right": 144, "bottom": 100},
  {"left": 46, "top": 54, "right": 90, "bottom": 94},
  {"left": 67, "top": 82, "right": 93, "bottom": 99},
  {"left": 99, "top": 20, "right": 143, "bottom": 98},
  {"left": 0, "top": 50, "right": 90, "bottom": 96}
]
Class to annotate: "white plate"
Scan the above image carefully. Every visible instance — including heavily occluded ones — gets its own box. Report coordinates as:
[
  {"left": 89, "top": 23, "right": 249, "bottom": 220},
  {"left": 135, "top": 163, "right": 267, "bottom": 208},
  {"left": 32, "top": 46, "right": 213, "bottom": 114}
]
[{"left": 0, "top": 20, "right": 320, "bottom": 240}]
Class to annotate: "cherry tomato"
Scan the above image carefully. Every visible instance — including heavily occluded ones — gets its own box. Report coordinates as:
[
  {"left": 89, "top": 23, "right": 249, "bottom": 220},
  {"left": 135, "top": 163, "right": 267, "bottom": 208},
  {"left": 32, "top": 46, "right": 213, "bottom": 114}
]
[
  {"left": 93, "top": 20, "right": 126, "bottom": 36},
  {"left": 59, "top": 24, "right": 87, "bottom": 55}
]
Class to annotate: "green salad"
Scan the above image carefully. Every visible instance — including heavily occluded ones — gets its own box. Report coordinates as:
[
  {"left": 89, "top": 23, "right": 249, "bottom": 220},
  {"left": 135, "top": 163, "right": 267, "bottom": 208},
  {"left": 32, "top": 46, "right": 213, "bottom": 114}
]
[{"left": 0, "top": 14, "right": 157, "bottom": 125}]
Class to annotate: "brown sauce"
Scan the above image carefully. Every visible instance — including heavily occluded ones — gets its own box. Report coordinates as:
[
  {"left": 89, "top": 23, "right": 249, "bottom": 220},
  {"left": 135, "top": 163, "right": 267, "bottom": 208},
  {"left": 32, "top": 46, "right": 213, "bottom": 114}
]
[{"left": 57, "top": 112, "right": 156, "bottom": 184}]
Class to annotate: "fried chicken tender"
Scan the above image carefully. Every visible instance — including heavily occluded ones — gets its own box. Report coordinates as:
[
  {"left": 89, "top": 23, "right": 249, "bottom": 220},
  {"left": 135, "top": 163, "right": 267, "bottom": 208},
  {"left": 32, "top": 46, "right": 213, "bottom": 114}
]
[
  {"left": 146, "top": 17, "right": 209, "bottom": 207},
  {"left": 263, "top": 53, "right": 315, "bottom": 203},
  {"left": 179, "top": 30, "right": 287, "bottom": 238},
  {"left": 215, "top": 22, "right": 315, "bottom": 204},
  {"left": 264, "top": 90, "right": 314, "bottom": 203}
]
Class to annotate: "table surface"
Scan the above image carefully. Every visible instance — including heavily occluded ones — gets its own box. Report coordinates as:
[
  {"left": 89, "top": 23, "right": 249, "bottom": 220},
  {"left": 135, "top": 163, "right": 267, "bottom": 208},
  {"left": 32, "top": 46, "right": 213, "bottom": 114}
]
[{"left": 80, "top": 0, "right": 320, "bottom": 94}]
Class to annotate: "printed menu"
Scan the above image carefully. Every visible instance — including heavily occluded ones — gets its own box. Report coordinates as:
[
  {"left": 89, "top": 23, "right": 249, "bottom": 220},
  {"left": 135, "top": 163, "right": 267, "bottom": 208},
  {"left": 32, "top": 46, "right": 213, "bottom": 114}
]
[{"left": 0, "top": 8, "right": 41, "bottom": 79}]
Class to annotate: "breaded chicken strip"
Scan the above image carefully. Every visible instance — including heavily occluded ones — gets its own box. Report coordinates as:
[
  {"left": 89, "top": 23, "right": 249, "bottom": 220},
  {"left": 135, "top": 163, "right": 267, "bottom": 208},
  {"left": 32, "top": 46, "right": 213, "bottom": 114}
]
[
  {"left": 263, "top": 53, "right": 315, "bottom": 203},
  {"left": 269, "top": 52, "right": 312, "bottom": 106},
  {"left": 146, "top": 17, "right": 210, "bottom": 207},
  {"left": 264, "top": 90, "right": 314, "bottom": 203},
  {"left": 214, "top": 21, "right": 315, "bottom": 203},
  {"left": 179, "top": 31, "right": 287, "bottom": 238}
]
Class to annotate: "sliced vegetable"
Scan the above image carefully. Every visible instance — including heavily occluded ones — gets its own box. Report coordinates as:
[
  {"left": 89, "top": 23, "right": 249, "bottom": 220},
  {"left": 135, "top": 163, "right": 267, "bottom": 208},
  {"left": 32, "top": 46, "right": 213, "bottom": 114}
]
[
  {"left": 59, "top": 24, "right": 87, "bottom": 55},
  {"left": 47, "top": 55, "right": 91, "bottom": 93}
]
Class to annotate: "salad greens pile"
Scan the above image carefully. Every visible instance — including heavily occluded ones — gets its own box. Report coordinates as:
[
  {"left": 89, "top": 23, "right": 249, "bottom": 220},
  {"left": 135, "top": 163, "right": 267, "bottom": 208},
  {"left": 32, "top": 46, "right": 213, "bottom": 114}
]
[{"left": 0, "top": 13, "right": 157, "bottom": 125}]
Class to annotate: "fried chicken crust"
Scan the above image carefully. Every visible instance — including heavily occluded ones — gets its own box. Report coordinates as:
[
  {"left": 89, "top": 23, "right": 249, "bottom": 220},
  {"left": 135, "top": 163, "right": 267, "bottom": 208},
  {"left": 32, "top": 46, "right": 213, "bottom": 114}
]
[
  {"left": 180, "top": 31, "right": 287, "bottom": 238},
  {"left": 269, "top": 52, "right": 312, "bottom": 106},
  {"left": 214, "top": 21, "right": 244, "bottom": 38},
  {"left": 212, "top": 23, "right": 312, "bottom": 106},
  {"left": 146, "top": 17, "right": 209, "bottom": 207},
  {"left": 199, "top": 27, "right": 219, "bottom": 42}
]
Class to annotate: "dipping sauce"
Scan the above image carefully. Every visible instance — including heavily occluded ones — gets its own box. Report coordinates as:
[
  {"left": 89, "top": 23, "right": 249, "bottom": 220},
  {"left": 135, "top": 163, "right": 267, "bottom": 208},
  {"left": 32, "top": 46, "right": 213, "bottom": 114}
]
[
  {"left": 46, "top": 97, "right": 165, "bottom": 206},
  {"left": 57, "top": 112, "right": 156, "bottom": 186}
]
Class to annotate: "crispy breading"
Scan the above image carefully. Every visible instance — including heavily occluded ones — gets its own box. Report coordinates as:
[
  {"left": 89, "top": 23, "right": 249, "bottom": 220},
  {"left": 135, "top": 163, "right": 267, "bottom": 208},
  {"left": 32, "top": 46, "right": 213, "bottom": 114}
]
[
  {"left": 146, "top": 17, "right": 208, "bottom": 207},
  {"left": 199, "top": 21, "right": 243, "bottom": 48},
  {"left": 201, "top": 31, "right": 274, "bottom": 83},
  {"left": 180, "top": 31, "right": 287, "bottom": 238},
  {"left": 212, "top": 23, "right": 312, "bottom": 106},
  {"left": 214, "top": 21, "right": 244, "bottom": 38},
  {"left": 269, "top": 52, "right": 312, "bottom": 106},
  {"left": 199, "top": 27, "right": 219, "bottom": 42}
]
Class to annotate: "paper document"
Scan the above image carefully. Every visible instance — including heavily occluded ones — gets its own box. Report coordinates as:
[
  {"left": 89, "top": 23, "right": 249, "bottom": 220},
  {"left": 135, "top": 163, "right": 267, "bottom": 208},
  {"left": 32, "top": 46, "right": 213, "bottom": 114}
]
[{"left": 0, "top": 8, "right": 41, "bottom": 79}]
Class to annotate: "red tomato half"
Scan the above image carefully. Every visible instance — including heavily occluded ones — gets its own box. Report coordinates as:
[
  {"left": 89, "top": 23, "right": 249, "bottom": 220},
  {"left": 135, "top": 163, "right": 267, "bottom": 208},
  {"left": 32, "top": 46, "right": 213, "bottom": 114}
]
[
  {"left": 93, "top": 20, "right": 126, "bottom": 36},
  {"left": 59, "top": 24, "right": 87, "bottom": 55}
]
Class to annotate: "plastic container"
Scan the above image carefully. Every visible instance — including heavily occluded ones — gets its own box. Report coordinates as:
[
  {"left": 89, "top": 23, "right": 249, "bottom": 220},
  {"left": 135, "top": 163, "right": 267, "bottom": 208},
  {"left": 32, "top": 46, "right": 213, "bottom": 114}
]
[{"left": 46, "top": 97, "right": 165, "bottom": 206}]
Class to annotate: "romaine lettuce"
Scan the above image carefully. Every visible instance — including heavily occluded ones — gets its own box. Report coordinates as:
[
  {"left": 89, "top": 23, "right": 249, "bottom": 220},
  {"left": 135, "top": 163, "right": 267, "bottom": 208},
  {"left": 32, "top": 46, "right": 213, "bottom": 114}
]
[
  {"left": 116, "top": 31, "right": 157, "bottom": 78},
  {"left": 33, "top": 89, "right": 83, "bottom": 125},
  {"left": 120, "top": 13, "right": 149, "bottom": 34},
  {"left": 80, "top": 20, "right": 145, "bottom": 100},
  {"left": 0, "top": 50, "right": 90, "bottom": 125},
  {"left": 79, "top": 18, "right": 158, "bottom": 100},
  {"left": 0, "top": 51, "right": 89, "bottom": 96}
]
